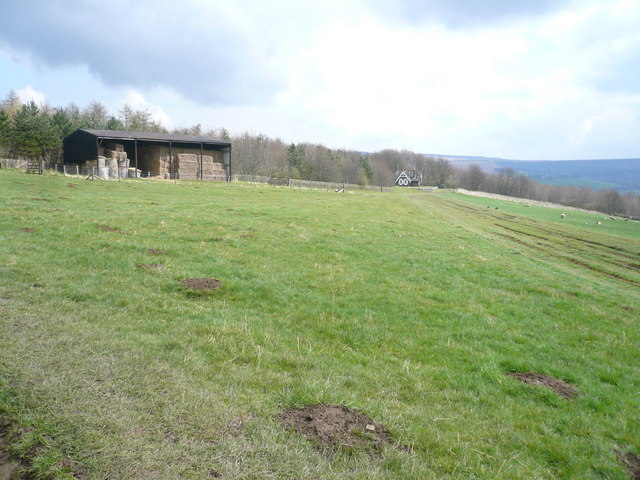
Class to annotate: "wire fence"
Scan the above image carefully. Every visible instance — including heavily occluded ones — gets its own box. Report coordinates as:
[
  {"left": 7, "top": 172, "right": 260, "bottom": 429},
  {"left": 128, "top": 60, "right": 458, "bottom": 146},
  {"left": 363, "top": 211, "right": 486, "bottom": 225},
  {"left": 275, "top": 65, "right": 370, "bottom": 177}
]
[
  {"left": 232, "top": 174, "right": 391, "bottom": 192},
  {"left": 0, "top": 159, "right": 392, "bottom": 192}
]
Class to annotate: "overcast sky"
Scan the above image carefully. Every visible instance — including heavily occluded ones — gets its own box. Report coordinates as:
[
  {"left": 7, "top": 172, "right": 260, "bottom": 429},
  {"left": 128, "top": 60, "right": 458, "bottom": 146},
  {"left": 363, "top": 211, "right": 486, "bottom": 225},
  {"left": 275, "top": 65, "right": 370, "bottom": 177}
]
[{"left": 1, "top": 0, "right": 639, "bottom": 159}]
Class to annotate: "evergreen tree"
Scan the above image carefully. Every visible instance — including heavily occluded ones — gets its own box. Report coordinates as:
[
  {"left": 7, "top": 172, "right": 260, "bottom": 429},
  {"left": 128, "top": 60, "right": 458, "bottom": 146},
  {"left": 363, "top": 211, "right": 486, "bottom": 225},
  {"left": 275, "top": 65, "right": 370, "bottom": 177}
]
[
  {"left": 359, "top": 155, "right": 373, "bottom": 184},
  {"left": 12, "top": 101, "right": 58, "bottom": 161},
  {"left": 287, "top": 143, "right": 301, "bottom": 169},
  {"left": 51, "top": 107, "right": 74, "bottom": 138},
  {"left": 0, "top": 109, "right": 12, "bottom": 155},
  {"left": 12, "top": 101, "right": 42, "bottom": 158},
  {"left": 106, "top": 116, "right": 124, "bottom": 130}
]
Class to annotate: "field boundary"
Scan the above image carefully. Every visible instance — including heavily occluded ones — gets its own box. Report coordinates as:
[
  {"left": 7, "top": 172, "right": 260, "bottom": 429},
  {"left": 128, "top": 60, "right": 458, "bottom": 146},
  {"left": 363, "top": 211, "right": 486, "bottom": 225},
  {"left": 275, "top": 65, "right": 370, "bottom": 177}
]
[
  {"left": 0, "top": 159, "right": 391, "bottom": 192},
  {"left": 456, "top": 188, "right": 605, "bottom": 215}
]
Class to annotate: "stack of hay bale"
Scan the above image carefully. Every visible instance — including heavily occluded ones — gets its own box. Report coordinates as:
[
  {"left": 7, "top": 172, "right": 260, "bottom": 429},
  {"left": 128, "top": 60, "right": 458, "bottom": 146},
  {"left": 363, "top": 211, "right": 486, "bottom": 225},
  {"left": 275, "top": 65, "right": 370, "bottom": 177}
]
[
  {"left": 85, "top": 142, "right": 130, "bottom": 178},
  {"left": 101, "top": 142, "right": 129, "bottom": 178},
  {"left": 159, "top": 153, "right": 226, "bottom": 180}
]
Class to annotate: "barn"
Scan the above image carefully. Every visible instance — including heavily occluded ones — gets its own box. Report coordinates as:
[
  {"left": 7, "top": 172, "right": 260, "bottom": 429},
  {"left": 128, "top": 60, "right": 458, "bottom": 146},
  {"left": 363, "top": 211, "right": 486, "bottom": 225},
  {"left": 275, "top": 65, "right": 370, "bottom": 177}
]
[{"left": 63, "top": 129, "right": 232, "bottom": 181}]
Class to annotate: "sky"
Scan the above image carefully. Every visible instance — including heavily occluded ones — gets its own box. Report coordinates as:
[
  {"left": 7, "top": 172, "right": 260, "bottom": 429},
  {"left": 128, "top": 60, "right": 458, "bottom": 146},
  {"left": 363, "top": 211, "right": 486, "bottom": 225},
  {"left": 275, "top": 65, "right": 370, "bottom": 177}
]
[{"left": 0, "top": 0, "right": 639, "bottom": 160}]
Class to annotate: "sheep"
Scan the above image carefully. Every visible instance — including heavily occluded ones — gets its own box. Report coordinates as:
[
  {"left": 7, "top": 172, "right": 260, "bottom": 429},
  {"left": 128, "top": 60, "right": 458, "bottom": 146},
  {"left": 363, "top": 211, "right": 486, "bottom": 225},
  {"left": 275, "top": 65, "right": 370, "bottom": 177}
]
[
  {"left": 597, "top": 221, "right": 602, "bottom": 225},
  {"left": 560, "top": 213, "right": 566, "bottom": 219}
]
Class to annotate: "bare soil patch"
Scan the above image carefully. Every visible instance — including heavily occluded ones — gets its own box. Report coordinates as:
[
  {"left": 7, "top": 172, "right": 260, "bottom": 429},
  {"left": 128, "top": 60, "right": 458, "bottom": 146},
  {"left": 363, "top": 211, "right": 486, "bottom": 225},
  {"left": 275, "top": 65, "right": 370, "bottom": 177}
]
[
  {"left": 0, "top": 418, "right": 22, "bottom": 480},
  {"left": 181, "top": 278, "right": 223, "bottom": 291},
  {"left": 147, "top": 249, "right": 165, "bottom": 255},
  {"left": 0, "top": 417, "right": 87, "bottom": 480},
  {"left": 30, "top": 197, "right": 51, "bottom": 202},
  {"left": 619, "top": 452, "right": 640, "bottom": 479},
  {"left": 19, "top": 228, "right": 36, "bottom": 233},
  {"left": 278, "top": 404, "right": 392, "bottom": 453},
  {"left": 506, "top": 372, "right": 577, "bottom": 399},
  {"left": 67, "top": 183, "right": 78, "bottom": 188}
]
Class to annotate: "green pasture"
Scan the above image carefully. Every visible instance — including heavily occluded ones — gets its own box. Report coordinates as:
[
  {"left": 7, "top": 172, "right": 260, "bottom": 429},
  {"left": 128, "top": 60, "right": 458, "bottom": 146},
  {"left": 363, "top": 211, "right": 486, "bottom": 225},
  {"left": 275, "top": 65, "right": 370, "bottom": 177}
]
[
  {"left": 444, "top": 191, "right": 639, "bottom": 239},
  {"left": 0, "top": 170, "right": 638, "bottom": 479}
]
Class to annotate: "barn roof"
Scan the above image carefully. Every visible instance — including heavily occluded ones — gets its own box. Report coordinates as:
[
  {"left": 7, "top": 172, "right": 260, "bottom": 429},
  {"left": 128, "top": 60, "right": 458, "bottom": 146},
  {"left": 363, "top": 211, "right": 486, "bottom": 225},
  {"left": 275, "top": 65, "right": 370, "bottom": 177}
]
[{"left": 76, "top": 129, "right": 231, "bottom": 147}]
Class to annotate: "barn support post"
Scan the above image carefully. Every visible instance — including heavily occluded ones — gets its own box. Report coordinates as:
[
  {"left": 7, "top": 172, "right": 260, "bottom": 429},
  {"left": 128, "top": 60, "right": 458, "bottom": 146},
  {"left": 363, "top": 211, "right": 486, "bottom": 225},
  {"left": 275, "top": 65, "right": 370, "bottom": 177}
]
[
  {"left": 134, "top": 139, "right": 138, "bottom": 177},
  {"left": 200, "top": 143, "right": 204, "bottom": 183},
  {"left": 97, "top": 138, "right": 104, "bottom": 179},
  {"left": 223, "top": 148, "right": 231, "bottom": 183},
  {"left": 169, "top": 141, "right": 173, "bottom": 181}
]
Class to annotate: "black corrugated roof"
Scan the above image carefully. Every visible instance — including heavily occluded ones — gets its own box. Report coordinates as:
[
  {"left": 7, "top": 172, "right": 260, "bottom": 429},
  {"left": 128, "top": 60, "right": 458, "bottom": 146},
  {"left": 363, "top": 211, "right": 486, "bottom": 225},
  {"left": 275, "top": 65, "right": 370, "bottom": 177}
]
[{"left": 79, "top": 129, "right": 231, "bottom": 146}]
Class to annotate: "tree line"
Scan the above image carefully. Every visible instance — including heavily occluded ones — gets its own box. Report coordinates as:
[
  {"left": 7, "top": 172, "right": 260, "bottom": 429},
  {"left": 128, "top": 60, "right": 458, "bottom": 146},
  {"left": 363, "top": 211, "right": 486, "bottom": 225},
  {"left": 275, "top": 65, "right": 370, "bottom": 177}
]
[{"left": 0, "top": 90, "right": 638, "bottom": 218}]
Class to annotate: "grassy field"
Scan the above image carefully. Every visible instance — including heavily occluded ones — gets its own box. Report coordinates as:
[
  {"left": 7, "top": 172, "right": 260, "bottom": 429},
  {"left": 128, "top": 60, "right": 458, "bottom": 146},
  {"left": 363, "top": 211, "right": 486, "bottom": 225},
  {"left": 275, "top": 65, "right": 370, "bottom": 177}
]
[{"left": 0, "top": 170, "right": 639, "bottom": 479}]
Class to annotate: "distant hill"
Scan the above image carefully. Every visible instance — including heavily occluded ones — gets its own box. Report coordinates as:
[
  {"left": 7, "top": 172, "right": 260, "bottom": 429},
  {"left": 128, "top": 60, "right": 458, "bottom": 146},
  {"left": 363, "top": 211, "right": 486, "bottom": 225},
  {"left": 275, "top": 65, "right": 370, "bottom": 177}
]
[{"left": 429, "top": 155, "right": 640, "bottom": 193}]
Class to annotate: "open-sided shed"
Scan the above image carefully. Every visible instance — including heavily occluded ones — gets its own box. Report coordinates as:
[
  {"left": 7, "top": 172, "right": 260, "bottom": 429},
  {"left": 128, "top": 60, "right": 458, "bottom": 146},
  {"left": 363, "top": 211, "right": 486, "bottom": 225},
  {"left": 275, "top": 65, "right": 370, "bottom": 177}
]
[{"left": 63, "top": 129, "right": 232, "bottom": 181}]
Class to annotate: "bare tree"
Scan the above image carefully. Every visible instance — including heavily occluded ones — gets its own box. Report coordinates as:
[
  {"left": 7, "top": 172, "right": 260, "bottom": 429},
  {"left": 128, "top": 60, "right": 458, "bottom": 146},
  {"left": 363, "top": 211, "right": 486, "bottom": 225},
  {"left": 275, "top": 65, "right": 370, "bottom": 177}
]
[
  {"left": 429, "top": 158, "right": 452, "bottom": 187},
  {"left": 82, "top": 101, "right": 109, "bottom": 129},
  {"left": 461, "top": 164, "right": 485, "bottom": 190},
  {"left": 601, "top": 189, "right": 623, "bottom": 215}
]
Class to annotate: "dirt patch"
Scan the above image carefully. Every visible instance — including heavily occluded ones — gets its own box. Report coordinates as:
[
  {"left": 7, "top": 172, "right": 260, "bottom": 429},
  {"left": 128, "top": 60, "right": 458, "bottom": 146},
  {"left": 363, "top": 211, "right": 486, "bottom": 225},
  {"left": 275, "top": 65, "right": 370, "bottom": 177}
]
[
  {"left": 506, "top": 372, "right": 577, "bottom": 399},
  {"left": 147, "top": 249, "right": 165, "bottom": 255},
  {"left": 19, "top": 228, "right": 36, "bottom": 233},
  {"left": 1, "top": 417, "right": 87, "bottom": 480},
  {"left": 67, "top": 183, "right": 78, "bottom": 188},
  {"left": 278, "top": 404, "right": 392, "bottom": 453},
  {"left": 149, "top": 202, "right": 159, "bottom": 205},
  {"left": 0, "top": 418, "right": 23, "bottom": 480},
  {"left": 30, "top": 197, "right": 51, "bottom": 202},
  {"left": 181, "top": 278, "right": 223, "bottom": 291},
  {"left": 97, "top": 225, "right": 120, "bottom": 233},
  {"left": 137, "top": 263, "right": 164, "bottom": 270},
  {"left": 622, "top": 305, "right": 634, "bottom": 312},
  {"left": 240, "top": 234, "right": 253, "bottom": 239},
  {"left": 619, "top": 451, "right": 640, "bottom": 479}
]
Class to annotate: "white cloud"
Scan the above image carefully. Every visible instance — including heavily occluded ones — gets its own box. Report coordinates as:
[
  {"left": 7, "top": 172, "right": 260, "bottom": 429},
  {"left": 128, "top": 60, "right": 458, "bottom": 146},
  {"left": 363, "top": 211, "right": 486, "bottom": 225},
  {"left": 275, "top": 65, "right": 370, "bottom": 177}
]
[
  {"left": 16, "top": 85, "right": 46, "bottom": 105},
  {"left": 121, "top": 90, "right": 172, "bottom": 129},
  {"left": 1, "top": 0, "right": 639, "bottom": 158}
]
